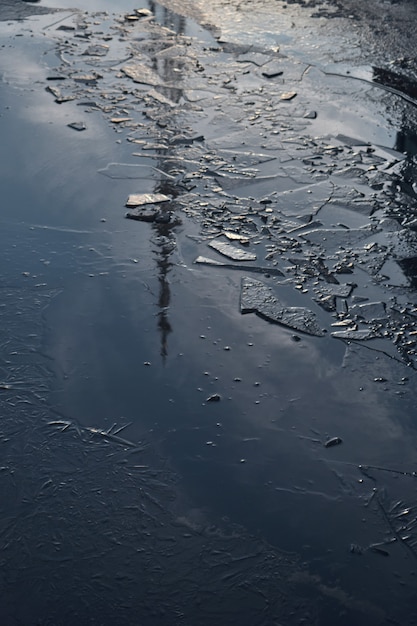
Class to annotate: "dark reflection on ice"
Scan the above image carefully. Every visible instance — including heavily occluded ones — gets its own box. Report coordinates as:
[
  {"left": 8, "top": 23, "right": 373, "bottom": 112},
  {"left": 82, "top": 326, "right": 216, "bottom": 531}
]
[{"left": 3, "top": 0, "right": 417, "bottom": 623}]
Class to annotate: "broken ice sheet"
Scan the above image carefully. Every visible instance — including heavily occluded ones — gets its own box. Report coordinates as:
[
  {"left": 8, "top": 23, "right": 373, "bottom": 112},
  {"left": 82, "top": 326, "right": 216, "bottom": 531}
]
[
  {"left": 208, "top": 240, "right": 257, "bottom": 262},
  {"left": 125, "top": 193, "right": 170, "bottom": 208},
  {"left": 240, "top": 277, "right": 325, "bottom": 336}
]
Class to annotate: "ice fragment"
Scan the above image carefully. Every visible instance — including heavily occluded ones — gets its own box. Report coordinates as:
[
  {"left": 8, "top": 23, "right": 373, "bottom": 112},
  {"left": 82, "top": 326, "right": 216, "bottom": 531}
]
[
  {"left": 315, "top": 284, "right": 353, "bottom": 298},
  {"left": 331, "top": 329, "right": 380, "bottom": 340},
  {"left": 240, "top": 277, "right": 325, "bottom": 336},
  {"left": 126, "top": 193, "right": 170, "bottom": 208},
  {"left": 67, "top": 121, "right": 86, "bottom": 131},
  {"left": 280, "top": 91, "right": 297, "bottom": 101},
  {"left": 194, "top": 256, "right": 284, "bottom": 277},
  {"left": 324, "top": 436, "right": 342, "bottom": 448},
  {"left": 82, "top": 44, "right": 109, "bottom": 56},
  {"left": 222, "top": 231, "right": 250, "bottom": 243},
  {"left": 208, "top": 240, "right": 257, "bottom": 262},
  {"left": 350, "top": 301, "right": 387, "bottom": 321},
  {"left": 262, "top": 62, "right": 284, "bottom": 79},
  {"left": 125, "top": 209, "right": 159, "bottom": 223},
  {"left": 206, "top": 394, "right": 221, "bottom": 402}
]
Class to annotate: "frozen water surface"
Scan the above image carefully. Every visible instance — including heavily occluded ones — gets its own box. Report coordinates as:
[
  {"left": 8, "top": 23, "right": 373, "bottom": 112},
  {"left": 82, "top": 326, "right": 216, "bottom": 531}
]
[{"left": 2, "top": 0, "right": 417, "bottom": 623}]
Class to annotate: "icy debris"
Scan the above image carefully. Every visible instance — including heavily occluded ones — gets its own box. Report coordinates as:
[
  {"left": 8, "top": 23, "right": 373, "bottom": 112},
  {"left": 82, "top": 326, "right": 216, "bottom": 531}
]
[
  {"left": 223, "top": 231, "right": 250, "bottom": 244},
  {"left": 350, "top": 301, "right": 387, "bottom": 321},
  {"left": 386, "top": 229, "right": 417, "bottom": 260},
  {"left": 350, "top": 543, "right": 364, "bottom": 555},
  {"left": 287, "top": 255, "right": 339, "bottom": 284},
  {"left": 206, "top": 393, "right": 221, "bottom": 402},
  {"left": 194, "top": 256, "right": 223, "bottom": 266},
  {"left": 378, "top": 218, "right": 403, "bottom": 232},
  {"left": 73, "top": 74, "right": 101, "bottom": 85},
  {"left": 56, "top": 24, "right": 75, "bottom": 31},
  {"left": 147, "top": 88, "right": 176, "bottom": 107},
  {"left": 126, "top": 208, "right": 178, "bottom": 225},
  {"left": 45, "top": 85, "right": 75, "bottom": 103},
  {"left": 208, "top": 240, "right": 257, "bottom": 262},
  {"left": 124, "top": 8, "right": 153, "bottom": 21},
  {"left": 280, "top": 91, "right": 297, "bottom": 101},
  {"left": 82, "top": 44, "right": 109, "bottom": 56},
  {"left": 315, "top": 283, "right": 353, "bottom": 298},
  {"left": 314, "top": 294, "right": 336, "bottom": 312},
  {"left": 122, "top": 64, "right": 161, "bottom": 86},
  {"left": 125, "top": 208, "right": 159, "bottom": 222},
  {"left": 125, "top": 193, "right": 170, "bottom": 208},
  {"left": 324, "top": 436, "right": 342, "bottom": 448},
  {"left": 67, "top": 121, "right": 86, "bottom": 131},
  {"left": 240, "top": 277, "right": 325, "bottom": 336},
  {"left": 194, "top": 256, "right": 284, "bottom": 277},
  {"left": 135, "top": 7, "right": 153, "bottom": 16},
  {"left": 261, "top": 62, "right": 284, "bottom": 79},
  {"left": 77, "top": 100, "right": 99, "bottom": 108},
  {"left": 169, "top": 134, "right": 204, "bottom": 146},
  {"left": 331, "top": 319, "right": 355, "bottom": 327}
]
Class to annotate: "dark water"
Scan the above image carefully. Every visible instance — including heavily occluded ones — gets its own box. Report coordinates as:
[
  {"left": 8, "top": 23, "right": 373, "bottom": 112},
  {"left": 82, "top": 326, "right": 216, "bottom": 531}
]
[{"left": 1, "top": 0, "right": 417, "bottom": 624}]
